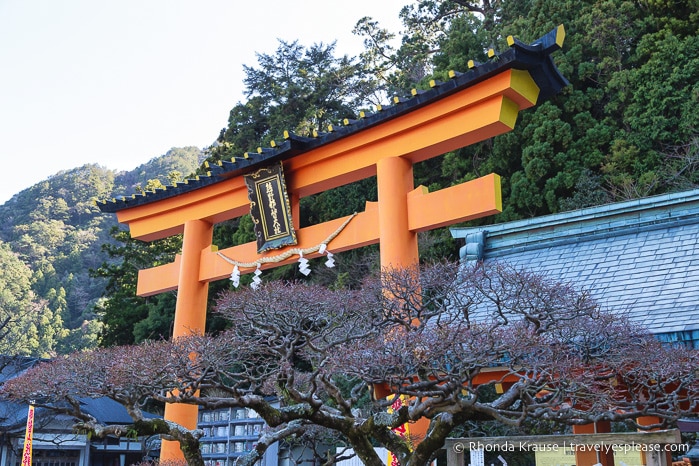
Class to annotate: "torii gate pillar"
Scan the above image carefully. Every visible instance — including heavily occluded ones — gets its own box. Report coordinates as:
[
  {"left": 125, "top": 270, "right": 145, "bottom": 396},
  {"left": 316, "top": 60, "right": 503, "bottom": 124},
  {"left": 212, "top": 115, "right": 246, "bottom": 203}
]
[
  {"left": 377, "top": 157, "right": 418, "bottom": 268},
  {"left": 162, "top": 219, "right": 213, "bottom": 456}
]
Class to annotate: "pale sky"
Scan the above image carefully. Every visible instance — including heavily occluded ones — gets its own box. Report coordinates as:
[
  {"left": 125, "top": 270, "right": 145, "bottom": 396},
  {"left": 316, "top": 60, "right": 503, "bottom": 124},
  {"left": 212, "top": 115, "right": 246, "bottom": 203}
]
[{"left": 0, "top": 0, "right": 406, "bottom": 204}]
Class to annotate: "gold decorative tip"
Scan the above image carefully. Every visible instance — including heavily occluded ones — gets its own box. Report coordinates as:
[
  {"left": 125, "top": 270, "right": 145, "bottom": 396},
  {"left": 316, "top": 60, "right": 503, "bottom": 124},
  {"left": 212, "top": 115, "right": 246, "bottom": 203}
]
[
  {"left": 448, "top": 70, "right": 456, "bottom": 78},
  {"left": 313, "top": 130, "right": 319, "bottom": 138},
  {"left": 328, "top": 124, "right": 334, "bottom": 132},
  {"left": 343, "top": 118, "right": 350, "bottom": 125},
  {"left": 393, "top": 96, "right": 400, "bottom": 104},
  {"left": 229, "top": 158, "right": 236, "bottom": 163},
  {"left": 206, "top": 171, "right": 211, "bottom": 177},
  {"left": 243, "top": 152, "right": 249, "bottom": 159},
  {"left": 359, "top": 111, "right": 366, "bottom": 118},
  {"left": 376, "top": 104, "right": 383, "bottom": 111},
  {"left": 270, "top": 140, "right": 277, "bottom": 148},
  {"left": 204, "top": 161, "right": 210, "bottom": 168},
  {"left": 283, "top": 130, "right": 290, "bottom": 139},
  {"left": 257, "top": 147, "right": 263, "bottom": 154},
  {"left": 556, "top": 24, "right": 565, "bottom": 48},
  {"left": 507, "top": 35, "right": 515, "bottom": 47},
  {"left": 488, "top": 48, "right": 495, "bottom": 58},
  {"left": 468, "top": 60, "right": 475, "bottom": 69},
  {"left": 429, "top": 80, "right": 436, "bottom": 88},
  {"left": 411, "top": 88, "right": 418, "bottom": 96}
]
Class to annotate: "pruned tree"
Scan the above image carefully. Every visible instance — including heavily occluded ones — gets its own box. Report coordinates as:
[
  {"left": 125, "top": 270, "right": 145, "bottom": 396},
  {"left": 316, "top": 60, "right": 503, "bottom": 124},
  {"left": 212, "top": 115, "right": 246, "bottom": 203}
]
[{"left": 2, "top": 262, "right": 698, "bottom": 466}]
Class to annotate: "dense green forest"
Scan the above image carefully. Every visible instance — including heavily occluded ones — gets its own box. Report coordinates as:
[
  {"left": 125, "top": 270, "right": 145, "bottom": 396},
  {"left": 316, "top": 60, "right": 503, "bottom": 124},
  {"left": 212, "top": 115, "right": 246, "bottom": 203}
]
[
  {"left": 0, "top": 0, "right": 697, "bottom": 353},
  {"left": 0, "top": 147, "right": 203, "bottom": 356}
]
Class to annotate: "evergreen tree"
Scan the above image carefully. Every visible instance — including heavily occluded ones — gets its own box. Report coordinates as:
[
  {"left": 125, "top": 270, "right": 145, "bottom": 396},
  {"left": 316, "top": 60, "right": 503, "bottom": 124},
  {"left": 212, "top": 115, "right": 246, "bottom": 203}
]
[
  {"left": 0, "top": 241, "right": 66, "bottom": 356},
  {"left": 208, "top": 40, "right": 373, "bottom": 163},
  {"left": 91, "top": 227, "right": 180, "bottom": 346},
  {"left": 358, "top": 0, "right": 699, "bottom": 219}
]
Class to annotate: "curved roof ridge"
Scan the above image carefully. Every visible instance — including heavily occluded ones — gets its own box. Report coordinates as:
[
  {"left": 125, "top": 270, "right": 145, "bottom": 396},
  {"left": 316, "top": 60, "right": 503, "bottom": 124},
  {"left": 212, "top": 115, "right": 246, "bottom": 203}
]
[{"left": 97, "top": 25, "right": 568, "bottom": 213}]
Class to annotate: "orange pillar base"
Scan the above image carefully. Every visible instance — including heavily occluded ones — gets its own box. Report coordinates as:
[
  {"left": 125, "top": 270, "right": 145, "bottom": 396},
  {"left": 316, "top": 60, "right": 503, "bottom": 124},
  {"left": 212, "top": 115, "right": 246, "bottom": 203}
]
[
  {"left": 161, "top": 404, "right": 201, "bottom": 463},
  {"left": 159, "top": 219, "right": 213, "bottom": 462}
]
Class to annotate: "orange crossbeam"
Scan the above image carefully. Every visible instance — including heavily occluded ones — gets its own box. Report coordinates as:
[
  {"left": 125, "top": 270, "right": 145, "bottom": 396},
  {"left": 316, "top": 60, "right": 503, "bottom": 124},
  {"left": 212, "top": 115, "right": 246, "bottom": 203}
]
[
  {"left": 137, "top": 174, "right": 501, "bottom": 296},
  {"left": 117, "top": 69, "right": 536, "bottom": 242}
]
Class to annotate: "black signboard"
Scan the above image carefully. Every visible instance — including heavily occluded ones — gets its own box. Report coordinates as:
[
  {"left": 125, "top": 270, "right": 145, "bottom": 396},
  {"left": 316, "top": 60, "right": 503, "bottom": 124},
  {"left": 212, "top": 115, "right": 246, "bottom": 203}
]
[{"left": 244, "top": 162, "right": 297, "bottom": 253}]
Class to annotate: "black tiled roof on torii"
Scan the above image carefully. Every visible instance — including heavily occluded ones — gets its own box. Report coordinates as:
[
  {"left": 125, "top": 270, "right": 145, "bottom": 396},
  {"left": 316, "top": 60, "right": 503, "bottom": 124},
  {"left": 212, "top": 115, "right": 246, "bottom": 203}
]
[{"left": 97, "top": 25, "right": 568, "bottom": 214}]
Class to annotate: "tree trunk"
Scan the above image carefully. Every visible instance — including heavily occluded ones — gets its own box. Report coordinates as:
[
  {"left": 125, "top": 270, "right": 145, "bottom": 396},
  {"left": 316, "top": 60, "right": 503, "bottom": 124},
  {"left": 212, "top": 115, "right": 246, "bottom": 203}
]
[
  {"left": 348, "top": 431, "right": 389, "bottom": 466},
  {"left": 406, "top": 413, "right": 455, "bottom": 466},
  {"left": 179, "top": 436, "right": 205, "bottom": 466}
]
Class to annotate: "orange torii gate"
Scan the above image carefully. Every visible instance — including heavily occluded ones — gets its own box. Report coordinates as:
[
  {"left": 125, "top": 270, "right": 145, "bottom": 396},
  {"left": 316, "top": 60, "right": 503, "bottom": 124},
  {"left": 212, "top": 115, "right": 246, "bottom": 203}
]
[{"left": 98, "top": 25, "right": 567, "bottom": 461}]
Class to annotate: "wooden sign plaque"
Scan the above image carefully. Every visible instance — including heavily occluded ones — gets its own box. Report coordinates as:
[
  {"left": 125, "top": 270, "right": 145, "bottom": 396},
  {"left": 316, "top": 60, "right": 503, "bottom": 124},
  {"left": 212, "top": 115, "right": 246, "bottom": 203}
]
[{"left": 244, "top": 162, "right": 297, "bottom": 253}]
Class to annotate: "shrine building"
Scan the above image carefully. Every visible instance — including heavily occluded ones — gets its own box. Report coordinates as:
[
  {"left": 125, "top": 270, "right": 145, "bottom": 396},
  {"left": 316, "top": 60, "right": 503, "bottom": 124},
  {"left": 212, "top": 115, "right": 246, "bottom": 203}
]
[
  {"left": 448, "top": 189, "right": 699, "bottom": 466},
  {"left": 451, "top": 188, "right": 699, "bottom": 346}
]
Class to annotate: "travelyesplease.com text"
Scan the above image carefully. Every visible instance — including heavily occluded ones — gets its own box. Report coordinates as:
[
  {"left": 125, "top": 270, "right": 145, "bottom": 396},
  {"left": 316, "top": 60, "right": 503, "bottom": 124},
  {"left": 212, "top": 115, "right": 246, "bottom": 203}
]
[{"left": 451, "top": 441, "right": 689, "bottom": 455}]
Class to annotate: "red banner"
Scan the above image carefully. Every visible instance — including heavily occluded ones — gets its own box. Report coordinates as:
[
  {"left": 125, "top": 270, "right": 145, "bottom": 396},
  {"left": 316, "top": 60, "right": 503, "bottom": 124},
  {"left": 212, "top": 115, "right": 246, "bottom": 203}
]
[
  {"left": 387, "top": 396, "right": 411, "bottom": 466},
  {"left": 21, "top": 405, "right": 34, "bottom": 466}
]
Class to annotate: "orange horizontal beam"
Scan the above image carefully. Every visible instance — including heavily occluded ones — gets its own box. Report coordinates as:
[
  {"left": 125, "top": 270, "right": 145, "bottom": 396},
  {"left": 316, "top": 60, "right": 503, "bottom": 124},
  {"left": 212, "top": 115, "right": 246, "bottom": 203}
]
[
  {"left": 119, "top": 69, "right": 536, "bottom": 241},
  {"left": 408, "top": 174, "right": 502, "bottom": 232},
  {"left": 117, "top": 178, "right": 249, "bottom": 242},
  {"left": 137, "top": 255, "right": 181, "bottom": 296},
  {"left": 137, "top": 203, "right": 379, "bottom": 297},
  {"left": 202, "top": 202, "right": 381, "bottom": 279},
  {"left": 136, "top": 175, "right": 501, "bottom": 296}
]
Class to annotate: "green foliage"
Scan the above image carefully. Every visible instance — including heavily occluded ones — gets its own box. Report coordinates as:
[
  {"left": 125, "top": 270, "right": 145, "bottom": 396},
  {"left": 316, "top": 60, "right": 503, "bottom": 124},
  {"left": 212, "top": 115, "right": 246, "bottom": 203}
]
[
  {"left": 0, "top": 148, "right": 201, "bottom": 352},
  {"left": 91, "top": 227, "right": 181, "bottom": 346},
  {"left": 208, "top": 40, "right": 372, "bottom": 163},
  {"left": 300, "top": 178, "right": 377, "bottom": 225},
  {"left": 377, "top": 0, "right": 699, "bottom": 221},
  {"left": 0, "top": 242, "right": 66, "bottom": 356},
  {"left": 121, "top": 147, "right": 203, "bottom": 190}
]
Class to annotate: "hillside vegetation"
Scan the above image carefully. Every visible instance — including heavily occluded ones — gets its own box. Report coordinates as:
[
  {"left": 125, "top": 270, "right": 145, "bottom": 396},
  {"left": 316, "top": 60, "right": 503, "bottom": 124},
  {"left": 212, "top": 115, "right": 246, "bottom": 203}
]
[{"left": 0, "top": 147, "right": 203, "bottom": 356}]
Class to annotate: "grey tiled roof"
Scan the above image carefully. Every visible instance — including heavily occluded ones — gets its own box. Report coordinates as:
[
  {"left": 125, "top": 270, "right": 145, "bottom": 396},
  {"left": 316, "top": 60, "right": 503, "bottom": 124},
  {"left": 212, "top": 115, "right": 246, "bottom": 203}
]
[
  {"left": 451, "top": 190, "right": 699, "bottom": 334},
  {"left": 0, "top": 356, "right": 158, "bottom": 432}
]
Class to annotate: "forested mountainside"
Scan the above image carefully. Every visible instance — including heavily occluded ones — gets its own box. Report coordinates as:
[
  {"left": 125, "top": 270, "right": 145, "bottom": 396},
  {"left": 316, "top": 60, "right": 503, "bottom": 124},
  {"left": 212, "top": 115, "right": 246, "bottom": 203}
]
[{"left": 0, "top": 146, "right": 203, "bottom": 357}]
